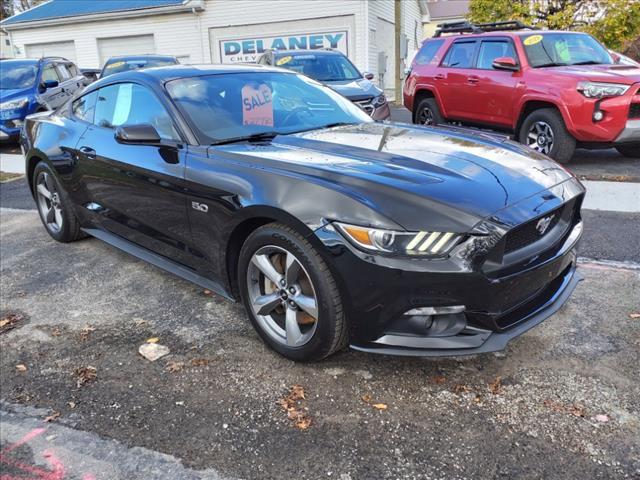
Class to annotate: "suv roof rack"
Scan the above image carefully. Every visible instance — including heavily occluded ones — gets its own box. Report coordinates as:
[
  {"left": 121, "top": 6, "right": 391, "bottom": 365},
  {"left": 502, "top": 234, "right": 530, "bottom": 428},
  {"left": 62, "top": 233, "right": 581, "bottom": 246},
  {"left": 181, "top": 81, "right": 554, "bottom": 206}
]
[
  {"left": 38, "top": 56, "right": 70, "bottom": 62},
  {"left": 434, "top": 20, "right": 538, "bottom": 37}
]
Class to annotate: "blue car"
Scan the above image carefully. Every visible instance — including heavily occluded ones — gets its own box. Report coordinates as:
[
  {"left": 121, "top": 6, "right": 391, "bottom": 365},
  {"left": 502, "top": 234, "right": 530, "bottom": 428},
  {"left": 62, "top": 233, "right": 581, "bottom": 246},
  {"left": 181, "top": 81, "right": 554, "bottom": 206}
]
[{"left": 0, "top": 57, "right": 86, "bottom": 142}]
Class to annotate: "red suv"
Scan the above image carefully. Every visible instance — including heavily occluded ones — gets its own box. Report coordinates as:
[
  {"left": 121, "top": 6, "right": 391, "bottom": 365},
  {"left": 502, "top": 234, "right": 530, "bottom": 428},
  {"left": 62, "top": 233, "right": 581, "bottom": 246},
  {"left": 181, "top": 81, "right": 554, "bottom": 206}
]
[{"left": 403, "top": 21, "right": 640, "bottom": 163}]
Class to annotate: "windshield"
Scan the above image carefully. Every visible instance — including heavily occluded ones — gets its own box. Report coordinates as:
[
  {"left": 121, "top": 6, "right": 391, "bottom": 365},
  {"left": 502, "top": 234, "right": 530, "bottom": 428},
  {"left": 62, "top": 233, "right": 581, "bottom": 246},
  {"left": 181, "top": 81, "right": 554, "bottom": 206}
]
[
  {"left": 166, "top": 72, "right": 371, "bottom": 144},
  {"left": 102, "top": 58, "right": 177, "bottom": 76},
  {"left": 0, "top": 62, "right": 38, "bottom": 90},
  {"left": 275, "top": 54, "right": 362, "bottom": 81},
  {"left": 522, "top": 33, "right": 613, "bottom": 68}
]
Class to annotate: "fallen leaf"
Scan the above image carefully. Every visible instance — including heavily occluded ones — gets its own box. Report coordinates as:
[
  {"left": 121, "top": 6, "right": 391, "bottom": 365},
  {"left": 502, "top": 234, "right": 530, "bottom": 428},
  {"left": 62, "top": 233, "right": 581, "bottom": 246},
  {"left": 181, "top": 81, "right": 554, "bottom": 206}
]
[
  {"left": 0, "top": 312, "right": 24, "bottom": 334},
  {"left": 594, "top": 414, "right": 609, "bottom": 423},
  {"left": 73, "top": 366, "right": 97, "bottom": 387},
  {"left": 43, "top": 411, "right": 60, "bottom": 423},
  {"left": 133, "top": 318, "right": 149, "bottom": 327},
  {"left": 278, "top": 385, "right": 311, "bottom": 430},
  {"left": 361, "top": 393, "right": 388, "bottom": 411},
  {"left": 51, "top": 327, "right": 62, "bottom": 337},
  {"left": 452, "top": 384, "right": 473, "bottom": 395},
  {"left": 15, "top": 364, "right": 27, "bottom": 372},
  {"left": 629, "top": 313, "right": 640, "bottom": 319},
  {"left": 203, "top": 289, "right": 215, "bottom": 297},
  {"left": 372, "top": 403, "right": 388, "bottom": 410},
  {"left": 488, "top": 376, "right": 503, "bottom": 395},
  {"left": 361, "top": 394, "right": 373, "bottom": 404},
  {"left": 166, "top": 361, "right": 184, "bottom": 372},
  {"left": 543, "top": 399, "right": 585, "bottom": 417},
  {"left": 190, "top": 358, "right": 209, "bottom": 367},
  {"left": 145, "top": 337, "right": 160, "bottom": 344},
  {"left": 67, "top": 402, "right": 76, "bottom": 409},
  {"left": 295, "top": 417, "right": 312, "bottom": 430},
  {"left": 430, "top": 375, "right": 447, "bottom": 385},
  {"left": 79, "top": 325, "right": 95, "bottom": 341}
]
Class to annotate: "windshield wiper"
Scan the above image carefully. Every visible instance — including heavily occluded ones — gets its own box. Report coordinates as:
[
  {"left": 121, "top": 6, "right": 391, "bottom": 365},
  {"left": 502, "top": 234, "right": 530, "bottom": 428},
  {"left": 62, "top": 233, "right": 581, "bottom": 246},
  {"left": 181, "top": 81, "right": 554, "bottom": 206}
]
[
  {"left": 571, "top": 60, "right": 601, "bottom": 66},
  {"left": 534, "top": 62, "right": 569, "bottom": 68},
  {"left": 210, "top": 131, "right": 282, "bottom": 146}
]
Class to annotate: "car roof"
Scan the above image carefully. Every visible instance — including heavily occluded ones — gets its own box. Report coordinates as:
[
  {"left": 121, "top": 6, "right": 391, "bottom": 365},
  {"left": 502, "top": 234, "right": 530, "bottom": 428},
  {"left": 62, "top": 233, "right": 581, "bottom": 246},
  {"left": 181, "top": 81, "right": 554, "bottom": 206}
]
[
  {"left": 87, "top": 63, "right": 290, "bottom": 89},
  {"left": 105, "top": 54, "right": 177, "bottom": 63},
  {"left": 272, "top": 49, "right": 344, "bottom": 56}
]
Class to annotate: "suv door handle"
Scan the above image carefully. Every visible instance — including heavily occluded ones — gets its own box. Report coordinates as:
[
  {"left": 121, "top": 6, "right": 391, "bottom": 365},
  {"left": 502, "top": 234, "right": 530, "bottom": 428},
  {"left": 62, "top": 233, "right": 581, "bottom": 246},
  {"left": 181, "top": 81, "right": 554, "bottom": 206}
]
[
  {"left": 434, "top": 74, "right": 445, "bottom": 80},
  {"left": 79, "top": 146, "right": 96, "bottom": 160},
  {"left": 467, "top": 76, "right": 480, "bottom": 84}
]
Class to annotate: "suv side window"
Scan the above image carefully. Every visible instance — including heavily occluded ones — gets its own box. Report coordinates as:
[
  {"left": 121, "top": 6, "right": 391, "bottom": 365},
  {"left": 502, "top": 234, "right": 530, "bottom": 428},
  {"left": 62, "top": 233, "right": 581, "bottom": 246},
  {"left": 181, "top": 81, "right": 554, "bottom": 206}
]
[
  {"left": 415, "top": 39, "right": 445, "bottom": 65},
  {"left": 72, "top": 90, "right": 98, "bottom": 122},
  {"left": 56, "top": 63, "right": 71, "bottom": 80},
  {"left": 94, "top": 83, "right": 180, "bottom": 141},
  {"left": 40, "top": 64, "right": 60, "bottom": 83},
  {"left": 442, "top": 40, "right": 478, "bottom": 69},
  {"left": 477, "top": 39, "right": 517, "bottom": 69}
]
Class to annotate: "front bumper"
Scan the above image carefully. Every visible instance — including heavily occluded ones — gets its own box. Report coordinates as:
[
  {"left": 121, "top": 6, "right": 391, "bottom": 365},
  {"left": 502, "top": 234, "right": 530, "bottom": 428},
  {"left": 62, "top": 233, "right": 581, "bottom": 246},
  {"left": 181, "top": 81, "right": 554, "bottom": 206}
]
[
  {"left": 314, "top": 187, "right": 584, "bottom": 357},
  {"left": 614, "top": 119, "right": 640, "bottom": 144}
]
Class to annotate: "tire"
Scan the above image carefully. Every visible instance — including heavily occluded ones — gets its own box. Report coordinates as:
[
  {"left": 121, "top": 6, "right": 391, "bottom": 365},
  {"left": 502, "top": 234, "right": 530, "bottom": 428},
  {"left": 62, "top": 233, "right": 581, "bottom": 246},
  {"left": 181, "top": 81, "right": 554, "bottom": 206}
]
[
  {"left": 32, "top": 161, "right": 85, "bottom": 243},
  {"left": 238, "top": 223, "right": 348, "bottom": 361},
  {"left": 518, "top": 108, "right": 576, "bottom": 164},
  {"left": 615, "top": 145, "right": 640, "bottom": 158},
  {"left": 414, "top": 97, "right": 444, "bottom": 126}
]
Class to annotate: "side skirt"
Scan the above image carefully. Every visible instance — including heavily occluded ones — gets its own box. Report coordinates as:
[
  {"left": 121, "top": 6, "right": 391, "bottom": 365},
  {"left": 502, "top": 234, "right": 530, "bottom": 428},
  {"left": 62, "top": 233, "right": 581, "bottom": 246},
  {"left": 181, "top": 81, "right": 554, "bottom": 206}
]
[{"left": 82, "top": 228, "right": 235, "bottom": 302}]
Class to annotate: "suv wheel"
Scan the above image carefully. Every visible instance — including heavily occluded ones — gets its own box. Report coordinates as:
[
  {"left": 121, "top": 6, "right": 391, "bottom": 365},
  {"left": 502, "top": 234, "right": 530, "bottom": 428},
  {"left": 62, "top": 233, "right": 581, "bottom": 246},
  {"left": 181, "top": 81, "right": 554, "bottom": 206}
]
[
  {"left": 615, "top": 145, "right": 639, "bottom": 158},
  {"left": 519, "top": 108, "right": 576, "bottom": 163},
  {"left": 33, "top": 161, "right": 85, "bottom": 242},
  {"left": 238, "top": 223, "right": 348, "bottom": 361},
  {"left": 414, "top": 98, "right": 444, "bottom": 126}
]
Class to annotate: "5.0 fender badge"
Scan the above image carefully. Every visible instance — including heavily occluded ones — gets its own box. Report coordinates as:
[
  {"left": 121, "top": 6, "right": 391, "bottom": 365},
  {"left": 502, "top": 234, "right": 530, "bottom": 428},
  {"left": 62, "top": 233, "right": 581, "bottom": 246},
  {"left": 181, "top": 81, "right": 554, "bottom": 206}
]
[{"left": 191, "top": 201, "right": 209, "bottom": 213}]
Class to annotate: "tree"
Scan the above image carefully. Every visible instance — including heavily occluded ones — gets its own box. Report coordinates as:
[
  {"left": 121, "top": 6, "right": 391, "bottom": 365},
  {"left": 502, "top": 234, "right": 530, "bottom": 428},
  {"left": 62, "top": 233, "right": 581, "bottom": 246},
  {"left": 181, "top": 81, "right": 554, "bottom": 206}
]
[
  {"left": 14, "top": 0, "right": 47, "bottom": 13},
  {"left": 467, "top": 0, "right": 640, "bottom": 51}
]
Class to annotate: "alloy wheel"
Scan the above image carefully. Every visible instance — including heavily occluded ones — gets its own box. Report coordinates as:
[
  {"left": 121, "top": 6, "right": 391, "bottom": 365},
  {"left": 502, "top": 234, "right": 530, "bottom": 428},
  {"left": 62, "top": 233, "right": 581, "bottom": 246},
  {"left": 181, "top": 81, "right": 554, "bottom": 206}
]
[
  {"left": 527, "top": 121, "right": 555, "bottom": 155},
  {"left": 36, "top": 172, "right": 63, "bottom": 233},
  {"left": 247, "top": 245, "right": 319, "bottom": 347},
  {"left": 418, "top": 106, "right": 435, "bottom": 126}
]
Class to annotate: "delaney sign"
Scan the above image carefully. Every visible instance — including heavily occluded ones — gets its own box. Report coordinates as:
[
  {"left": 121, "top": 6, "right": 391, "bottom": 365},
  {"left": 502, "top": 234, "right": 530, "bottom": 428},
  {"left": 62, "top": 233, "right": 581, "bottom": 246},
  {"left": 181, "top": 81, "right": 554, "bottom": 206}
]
[{"left": 219, "top": 30, "right": 349, "bottom": 63}]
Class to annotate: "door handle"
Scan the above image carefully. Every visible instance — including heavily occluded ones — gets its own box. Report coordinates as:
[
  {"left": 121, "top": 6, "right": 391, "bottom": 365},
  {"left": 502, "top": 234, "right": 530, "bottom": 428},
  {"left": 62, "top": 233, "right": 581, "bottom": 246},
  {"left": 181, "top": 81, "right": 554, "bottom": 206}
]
[
  {"left": 79, "top": 146, "right": 96, "bottom": 160},
  {"left": 434, "top": 74, "right": 445, "bottom": 80},
  {"left": 467, "top": 76, "right": 480, "bottom": 84}
]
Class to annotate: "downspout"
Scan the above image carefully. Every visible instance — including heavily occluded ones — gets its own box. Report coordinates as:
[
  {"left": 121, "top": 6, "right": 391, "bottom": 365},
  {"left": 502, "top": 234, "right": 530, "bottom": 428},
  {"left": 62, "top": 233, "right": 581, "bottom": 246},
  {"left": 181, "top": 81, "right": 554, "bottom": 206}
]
[
  {"left": 363, "top": 0, "right": 369, "bottom": 74},
  {"left": 192, "top": 6, "right": 205, "bottom": 63}
]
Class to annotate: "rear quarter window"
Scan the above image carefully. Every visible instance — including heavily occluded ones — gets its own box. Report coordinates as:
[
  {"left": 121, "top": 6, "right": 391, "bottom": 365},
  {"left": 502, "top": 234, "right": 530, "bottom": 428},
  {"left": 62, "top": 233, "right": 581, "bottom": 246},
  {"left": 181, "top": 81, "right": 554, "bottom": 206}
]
[
  {"left": 414, "top": 39, "right": 445, "bottom": 65},
  {"left": 442, "top": 40, "right": 478, "bottom": 68}
]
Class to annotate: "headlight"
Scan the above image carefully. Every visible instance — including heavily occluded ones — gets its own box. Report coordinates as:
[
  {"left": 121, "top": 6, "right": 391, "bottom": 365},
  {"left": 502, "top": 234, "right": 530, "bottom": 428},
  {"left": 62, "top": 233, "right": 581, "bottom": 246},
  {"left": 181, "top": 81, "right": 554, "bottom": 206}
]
[
  {"left": 335, "top": 222, "right": 463, "bottom": 256},
  {"left": 372, "top": 94, "right": 387, "bottom": 107},
  {"left": 0, "top": 97, "right": 29, "bottom": 110},
  {"left": 577, "top": 81, "right": 629, "bottom": 99}
]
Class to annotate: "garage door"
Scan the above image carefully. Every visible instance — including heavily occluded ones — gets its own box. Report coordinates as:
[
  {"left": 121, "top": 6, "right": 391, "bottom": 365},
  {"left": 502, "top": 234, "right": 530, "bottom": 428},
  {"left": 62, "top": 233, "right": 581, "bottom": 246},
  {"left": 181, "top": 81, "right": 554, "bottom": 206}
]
[
  {"left": 97, "top": 35, "right": 155, "bottom": 65},
  {"left": 25, "top": 41, "right": 76, "bottom": 62}
]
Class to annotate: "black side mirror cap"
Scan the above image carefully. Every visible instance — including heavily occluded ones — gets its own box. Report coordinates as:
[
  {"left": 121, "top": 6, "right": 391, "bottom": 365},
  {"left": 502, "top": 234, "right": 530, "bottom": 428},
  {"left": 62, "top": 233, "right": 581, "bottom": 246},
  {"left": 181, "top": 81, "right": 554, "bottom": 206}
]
[
  {"left": 115, "top": 124, "right": 162, "bottom": 145},
  {"left": 363, "top": 72, "right": 375, "bottom": 80},
  {"left": 39, "top": 79, "right": 59, "bottom": 92}
]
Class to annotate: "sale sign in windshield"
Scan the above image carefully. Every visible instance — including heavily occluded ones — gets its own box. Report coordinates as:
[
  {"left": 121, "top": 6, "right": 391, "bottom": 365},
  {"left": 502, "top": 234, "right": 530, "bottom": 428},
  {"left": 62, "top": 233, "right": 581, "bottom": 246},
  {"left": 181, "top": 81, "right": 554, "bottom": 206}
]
[{"left": 219, "top": 30, "right": 349, "bottom": 63}]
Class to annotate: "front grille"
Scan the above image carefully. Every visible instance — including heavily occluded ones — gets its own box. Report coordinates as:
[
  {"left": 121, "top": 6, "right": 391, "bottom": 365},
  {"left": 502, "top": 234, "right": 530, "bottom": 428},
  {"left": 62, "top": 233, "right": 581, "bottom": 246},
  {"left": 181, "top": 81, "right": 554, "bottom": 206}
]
[
  {"left": 629, "top": 103, "right": 640, "bottom": 119},
  {"left": 504, "top": 205, "right": 564, "bottom": 254},
  {"left": 353, "top": 98, "right": 374, "bottom": 115}
]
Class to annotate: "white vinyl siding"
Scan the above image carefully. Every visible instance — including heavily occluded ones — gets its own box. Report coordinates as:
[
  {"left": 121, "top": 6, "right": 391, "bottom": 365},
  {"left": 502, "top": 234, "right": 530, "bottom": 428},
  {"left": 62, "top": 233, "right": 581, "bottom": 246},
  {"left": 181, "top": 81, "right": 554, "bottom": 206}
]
[
  {"left": 97, "top": 34, "right": 155, "bottom": 65},
  {"left": 25, "top": 40, "right": 76, "bottom": 62}
]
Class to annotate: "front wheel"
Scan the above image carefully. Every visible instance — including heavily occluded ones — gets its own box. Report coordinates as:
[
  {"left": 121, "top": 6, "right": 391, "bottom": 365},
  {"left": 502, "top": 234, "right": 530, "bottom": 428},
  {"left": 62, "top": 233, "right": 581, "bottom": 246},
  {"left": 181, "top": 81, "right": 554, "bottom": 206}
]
[
  {"left": 615, "top": 145, "right": 639, "bottom": 158},
  {"left": 414, "top": 97, "right": 444, "bottom": 126},
  {"left": 518, "top": 108, "right": 576, "bottom": 164},
  {"left": 238, "top": 223, "right": 348, "bottom": 361}
]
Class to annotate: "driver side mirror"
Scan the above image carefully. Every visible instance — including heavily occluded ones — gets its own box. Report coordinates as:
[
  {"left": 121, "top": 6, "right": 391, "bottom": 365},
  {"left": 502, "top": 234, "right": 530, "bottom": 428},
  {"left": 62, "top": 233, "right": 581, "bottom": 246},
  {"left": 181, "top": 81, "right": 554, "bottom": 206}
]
[
  {"left": 115, "top": 124, "right": 162, "bottom": 145},
  {"left": 492, "top": 56, "right": 519, "bottom": 72},
  {"left": 363, "top": 72, "right": 375, "bottom": 80},
  {"left": 610, "top": 52, "right": 621, "bottom": 64},
  {"left": 39, "top": 79, "right": 58, "bottom": 92}
]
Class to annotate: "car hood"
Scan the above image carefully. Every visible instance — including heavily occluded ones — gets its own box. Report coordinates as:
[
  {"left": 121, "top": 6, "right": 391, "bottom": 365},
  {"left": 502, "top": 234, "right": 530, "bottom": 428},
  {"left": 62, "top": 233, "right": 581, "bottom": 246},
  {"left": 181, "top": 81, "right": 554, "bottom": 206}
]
[
  {"left": 214, "top": 123, "right": 576, "bottom": 232},
  {"left": 0, "top": 88, "right": 32, "bottom": 103},
  {"left": 541, "top": 64, "right": 640, "bottom": 84},
  {"left": 322, "top": 78, "right": 382, "bottom": 100}
]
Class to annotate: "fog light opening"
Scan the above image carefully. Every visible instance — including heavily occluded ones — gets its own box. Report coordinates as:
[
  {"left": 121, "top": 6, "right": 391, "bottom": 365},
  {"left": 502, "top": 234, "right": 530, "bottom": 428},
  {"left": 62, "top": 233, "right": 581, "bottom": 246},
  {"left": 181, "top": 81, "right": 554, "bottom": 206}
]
[{"left": 593, "top": 110, "right": 604, "bottom": 122}]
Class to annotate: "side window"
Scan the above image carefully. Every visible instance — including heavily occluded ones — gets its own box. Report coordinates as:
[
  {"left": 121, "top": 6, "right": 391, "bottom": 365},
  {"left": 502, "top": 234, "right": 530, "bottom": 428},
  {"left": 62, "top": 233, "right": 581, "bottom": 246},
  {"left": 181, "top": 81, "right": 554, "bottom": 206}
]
[
  {"left": 94, "top": 83, "right": 180, "bottom": 141},
  {"left": 442, "top": 41, "right": 477, "bottom": 68},
  {"left": 56, "top": 63, "right": 71, "bottom": 80},
  {"left": 415, "top": 39, "right": 445, "bottom": 65},
  {"left": 477, "top": 40, "right": 517, "bottom": 69},
  {"left": 72, "top": 90, "right": 98, "bottom": 123},
  {"left": 40, "top": 64, "right": 60, "bottom": 83}
]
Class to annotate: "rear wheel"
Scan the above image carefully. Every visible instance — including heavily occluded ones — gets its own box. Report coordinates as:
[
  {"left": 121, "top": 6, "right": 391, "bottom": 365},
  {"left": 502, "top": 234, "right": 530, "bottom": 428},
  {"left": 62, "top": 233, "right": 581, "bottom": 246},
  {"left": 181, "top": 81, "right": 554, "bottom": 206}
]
[
  {"left": 615, "top": 145, "right": 640, "bottom": 158},
  {"left": 33, "top": 161, "right": 84, "bottom": 242},
  {"left": 238, "top": 223, "right": 348, "bottom": 361},
  {"left": 518, "top": 108, "right": 576, "bottom": 163},
  {"left": 414, "top": 97, "right": 444, "bottom": 126}
]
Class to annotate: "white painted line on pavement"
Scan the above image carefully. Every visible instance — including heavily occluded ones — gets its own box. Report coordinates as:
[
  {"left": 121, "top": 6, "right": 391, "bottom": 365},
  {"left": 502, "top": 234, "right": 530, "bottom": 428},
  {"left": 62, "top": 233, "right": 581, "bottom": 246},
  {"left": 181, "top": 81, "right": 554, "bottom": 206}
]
[
  {"left": 578, "top": 257, "right": 640, "bottom": 272},
  {"left": 0, "top": 153, "right": 25, "bottom": 174},
  {"left": 581, "top": 180, "right": 640, "bottom": 213}
]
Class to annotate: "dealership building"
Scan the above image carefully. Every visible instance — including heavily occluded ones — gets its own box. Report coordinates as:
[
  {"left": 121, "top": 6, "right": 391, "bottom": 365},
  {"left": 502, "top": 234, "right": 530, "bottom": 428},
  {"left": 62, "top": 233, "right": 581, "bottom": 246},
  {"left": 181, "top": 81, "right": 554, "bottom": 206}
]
[{"left": 0, "top": 0, "right": 446, "bottom": 97}]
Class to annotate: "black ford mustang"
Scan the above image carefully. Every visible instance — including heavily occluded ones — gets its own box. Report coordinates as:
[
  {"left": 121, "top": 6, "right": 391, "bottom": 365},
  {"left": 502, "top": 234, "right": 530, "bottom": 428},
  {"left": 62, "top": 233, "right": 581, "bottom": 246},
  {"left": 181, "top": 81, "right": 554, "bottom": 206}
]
[{"left": 21, "top": 64, "right": 584, "bottom": 361}]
